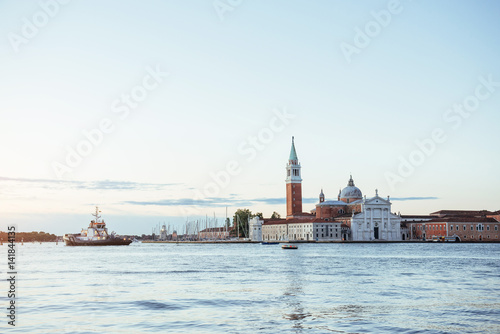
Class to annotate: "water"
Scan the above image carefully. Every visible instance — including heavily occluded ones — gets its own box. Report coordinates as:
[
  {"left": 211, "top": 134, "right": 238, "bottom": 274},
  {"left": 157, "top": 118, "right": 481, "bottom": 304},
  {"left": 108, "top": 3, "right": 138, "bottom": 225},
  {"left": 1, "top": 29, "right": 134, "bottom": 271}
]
[{"left": 3, "top": 242, "right": 500, "bottom": 333}]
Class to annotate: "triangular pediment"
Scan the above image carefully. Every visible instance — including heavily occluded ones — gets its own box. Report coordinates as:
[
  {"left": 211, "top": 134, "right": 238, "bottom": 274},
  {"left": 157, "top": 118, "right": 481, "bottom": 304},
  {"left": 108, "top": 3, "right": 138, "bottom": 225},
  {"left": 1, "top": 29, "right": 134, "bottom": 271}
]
[{"left": 364, "top": 195, "right": 391, "bottom": 205}]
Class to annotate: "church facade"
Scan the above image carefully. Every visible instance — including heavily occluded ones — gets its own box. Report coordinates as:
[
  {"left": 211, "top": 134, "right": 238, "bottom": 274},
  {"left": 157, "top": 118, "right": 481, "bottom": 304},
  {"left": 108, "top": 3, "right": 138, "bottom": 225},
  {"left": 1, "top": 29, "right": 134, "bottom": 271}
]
[{"left": 254, "top": 137, "right": 402, "bottom": 242}]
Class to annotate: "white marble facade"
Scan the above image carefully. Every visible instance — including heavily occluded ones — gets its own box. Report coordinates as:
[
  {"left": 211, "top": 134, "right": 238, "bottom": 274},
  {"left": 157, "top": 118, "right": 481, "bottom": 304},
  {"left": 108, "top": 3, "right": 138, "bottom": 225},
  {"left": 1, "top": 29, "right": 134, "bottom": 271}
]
[{"left": 351, "top": 194, "right": 401, "bottom": 241}]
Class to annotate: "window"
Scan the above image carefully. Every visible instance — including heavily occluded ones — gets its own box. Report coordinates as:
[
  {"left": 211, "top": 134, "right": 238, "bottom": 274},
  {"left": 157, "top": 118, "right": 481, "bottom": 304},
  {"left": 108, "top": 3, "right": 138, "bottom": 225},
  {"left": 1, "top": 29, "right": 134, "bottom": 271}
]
[
  {"left": 464, "top": 235, "right": 467, "bottom": 238},
  {"left": 463, "top": 225, "right": 466, "bottom": 231},
  {"left": 487, "top": 225, "right": 490, "bottom": 231},
  {"left": 450, "top": 225, "right": 453, "bottom": 230},
  {"left": 471, "top": 225, "right": 473, "bottom": 231}
]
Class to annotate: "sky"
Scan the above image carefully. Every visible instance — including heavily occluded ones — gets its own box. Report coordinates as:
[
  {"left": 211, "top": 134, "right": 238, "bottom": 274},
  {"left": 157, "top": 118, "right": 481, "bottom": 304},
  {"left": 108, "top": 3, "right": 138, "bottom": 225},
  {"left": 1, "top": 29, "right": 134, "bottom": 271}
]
[{"left": 1, "top": 0, "right": 499, "bottom": 235}]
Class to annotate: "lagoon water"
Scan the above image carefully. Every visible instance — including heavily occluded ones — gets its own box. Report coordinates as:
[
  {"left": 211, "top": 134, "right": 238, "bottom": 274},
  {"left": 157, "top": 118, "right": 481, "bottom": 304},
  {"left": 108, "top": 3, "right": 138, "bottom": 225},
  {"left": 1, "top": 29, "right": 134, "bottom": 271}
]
[{"left": 4, "top": 242, "right": 500, "bottom": 333}]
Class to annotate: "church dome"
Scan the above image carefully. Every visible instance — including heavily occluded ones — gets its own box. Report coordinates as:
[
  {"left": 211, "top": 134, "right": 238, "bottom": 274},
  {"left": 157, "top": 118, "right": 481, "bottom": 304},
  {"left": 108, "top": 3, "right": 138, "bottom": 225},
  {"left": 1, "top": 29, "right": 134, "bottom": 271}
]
[{"left": 340, "top": 175, "right": 362, "bottom": 199}]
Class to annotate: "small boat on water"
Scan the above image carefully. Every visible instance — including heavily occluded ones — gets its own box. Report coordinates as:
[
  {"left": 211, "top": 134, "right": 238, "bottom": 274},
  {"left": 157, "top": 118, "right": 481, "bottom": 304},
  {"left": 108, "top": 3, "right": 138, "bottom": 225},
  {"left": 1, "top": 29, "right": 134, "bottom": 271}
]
[
  {"left": 282, "top": 244, "right": 298, "bottom": 249},
  {"left": 63, "top": 207, "right": 132, "bottom": 246},
  {"left": 261, "top": 242, "right": 279, "bottom": 245}
]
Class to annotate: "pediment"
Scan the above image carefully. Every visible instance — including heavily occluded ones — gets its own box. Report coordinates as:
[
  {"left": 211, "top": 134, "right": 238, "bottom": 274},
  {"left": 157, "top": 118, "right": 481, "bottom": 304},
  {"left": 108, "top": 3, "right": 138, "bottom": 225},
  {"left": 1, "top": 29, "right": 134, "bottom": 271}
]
[{"left": 364, "top": 195, "right": 391, "bottom": 205}]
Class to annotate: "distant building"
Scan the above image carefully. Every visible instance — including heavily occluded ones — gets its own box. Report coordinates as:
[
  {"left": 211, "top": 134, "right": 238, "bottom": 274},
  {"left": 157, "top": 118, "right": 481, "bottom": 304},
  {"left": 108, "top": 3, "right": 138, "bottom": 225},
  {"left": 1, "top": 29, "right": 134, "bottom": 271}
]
[
  {"left": 248, "top": 217, "right": 263, "bottom": 241},
  {"left": 405, "top": 210, "right": 500, "bottom": 241},
  {"left": 159, "top": 224, "right": 167, "bottom": 241},
  {"left": 198, "top": 227, "right": 231, "bottom": 240},
  {"left": 256, "top": 137, "right": 499, "bottom": 243},
  {"left": 350, "top": 193, "right": 401, "bottom": 241},
  {"left": 260, "top": 137, "right": 400, "bottom": 242}
]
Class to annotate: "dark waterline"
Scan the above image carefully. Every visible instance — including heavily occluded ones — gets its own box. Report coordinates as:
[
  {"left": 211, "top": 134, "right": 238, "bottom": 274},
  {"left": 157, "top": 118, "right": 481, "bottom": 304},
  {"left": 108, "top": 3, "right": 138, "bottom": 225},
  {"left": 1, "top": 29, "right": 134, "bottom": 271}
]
[{"left": 8, "top": 243, "right": 500, "bottom": 333}]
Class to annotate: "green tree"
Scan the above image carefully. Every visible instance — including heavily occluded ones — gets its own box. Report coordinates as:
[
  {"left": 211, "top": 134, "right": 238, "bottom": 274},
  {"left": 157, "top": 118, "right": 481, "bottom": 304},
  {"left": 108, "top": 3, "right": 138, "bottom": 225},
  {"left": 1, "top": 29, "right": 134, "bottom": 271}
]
[
  {"left": 233, "top": 208, "right": 252, "bottom": 238},
  {"left": 270, "top": 211, "right": 281, "bottom": 219},
  {"left": 254, "top": 212, "right": 264, "bottom": 219}
]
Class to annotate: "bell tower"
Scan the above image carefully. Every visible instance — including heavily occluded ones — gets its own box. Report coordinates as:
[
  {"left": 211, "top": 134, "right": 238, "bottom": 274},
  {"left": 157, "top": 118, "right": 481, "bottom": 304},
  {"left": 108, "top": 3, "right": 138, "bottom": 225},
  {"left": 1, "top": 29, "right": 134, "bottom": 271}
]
[{"left": 286, "top": 136, "right": 302, "bottom": 218}]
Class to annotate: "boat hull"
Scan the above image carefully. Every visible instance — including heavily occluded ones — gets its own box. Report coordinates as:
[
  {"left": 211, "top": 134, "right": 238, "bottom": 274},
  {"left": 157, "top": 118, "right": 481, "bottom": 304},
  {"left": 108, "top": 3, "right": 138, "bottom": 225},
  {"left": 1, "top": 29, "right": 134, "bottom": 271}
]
[{"left": 64, "top": 235, "right": 132, "bottom": 246}]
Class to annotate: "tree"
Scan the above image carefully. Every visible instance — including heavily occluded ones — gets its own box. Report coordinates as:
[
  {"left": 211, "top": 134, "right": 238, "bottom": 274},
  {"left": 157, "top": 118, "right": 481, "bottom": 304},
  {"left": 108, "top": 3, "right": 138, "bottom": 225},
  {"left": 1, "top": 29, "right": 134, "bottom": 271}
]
[
  {"left": 254, "top": 212, "right": 264, "bottom": 219},
  {"left": 233, "top": 208, "right": 252, "bottom": 238},
  {"left": 270, "top": 211, "right": 281, "bottom": 219}
]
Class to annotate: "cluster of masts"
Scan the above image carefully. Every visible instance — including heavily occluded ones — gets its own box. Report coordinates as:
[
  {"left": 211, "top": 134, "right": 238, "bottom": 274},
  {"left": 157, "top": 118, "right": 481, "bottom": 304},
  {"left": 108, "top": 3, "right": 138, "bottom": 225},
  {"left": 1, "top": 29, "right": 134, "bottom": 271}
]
[{"left": 151, "top": 213, "right": 234, "bottom": 241}]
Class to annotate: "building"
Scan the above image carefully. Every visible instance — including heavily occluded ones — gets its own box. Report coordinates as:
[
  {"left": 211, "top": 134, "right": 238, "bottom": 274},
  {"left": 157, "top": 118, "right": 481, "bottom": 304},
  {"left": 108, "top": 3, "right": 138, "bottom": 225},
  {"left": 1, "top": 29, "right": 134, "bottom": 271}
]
[
  {"left": 405, "top": 210, "right": 500, "bottom": 241},
  {"left": 260, "top": 218, "right": 341, "bottom": 242},
  {"left": 159, "top": 224, "right": 167, "bottom": 241},
  {"left": 198, "top": 227, "right": 231, "bottom": 240},
  {"left": 257, "top": 137, "right": 401, "bottom": 242},
  {"left": 248, "top": 217, "right": 263, "bottom": 241},
  {"left": 251, "top": 137, "right": 499, "bottom": 243},
  {"left": 350, "top": 193, "right": 402, "bottom": 241}
]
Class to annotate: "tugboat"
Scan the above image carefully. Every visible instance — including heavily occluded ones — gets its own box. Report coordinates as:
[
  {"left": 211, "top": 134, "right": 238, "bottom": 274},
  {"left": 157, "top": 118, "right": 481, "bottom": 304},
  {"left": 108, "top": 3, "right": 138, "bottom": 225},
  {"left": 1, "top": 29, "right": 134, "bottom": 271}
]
[{"left": 63, "top": 207, "right": 132, "bottom": 246}]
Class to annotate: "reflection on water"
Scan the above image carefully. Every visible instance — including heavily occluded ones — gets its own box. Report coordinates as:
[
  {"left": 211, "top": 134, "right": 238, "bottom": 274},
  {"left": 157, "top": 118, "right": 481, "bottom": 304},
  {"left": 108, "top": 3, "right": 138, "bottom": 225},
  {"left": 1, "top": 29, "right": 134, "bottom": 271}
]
[
  {"left": 282, "top": 249, "right": 307, "bottom": 332},
  {"left": 7, "top": 242, "right": 500, "bottom": 333}
]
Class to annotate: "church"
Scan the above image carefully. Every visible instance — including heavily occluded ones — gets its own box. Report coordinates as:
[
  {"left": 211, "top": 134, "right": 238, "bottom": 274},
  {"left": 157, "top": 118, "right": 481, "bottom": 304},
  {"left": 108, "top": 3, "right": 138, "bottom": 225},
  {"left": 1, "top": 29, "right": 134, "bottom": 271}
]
[{"left": 249, "top": 137, "right": 402, "bottom": 242}]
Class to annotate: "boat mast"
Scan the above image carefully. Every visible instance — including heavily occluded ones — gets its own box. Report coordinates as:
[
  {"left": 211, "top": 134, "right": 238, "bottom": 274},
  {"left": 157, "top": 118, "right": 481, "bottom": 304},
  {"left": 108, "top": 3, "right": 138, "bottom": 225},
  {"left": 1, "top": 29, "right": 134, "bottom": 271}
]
[{"left": 92, "top": 206, "right": 101, "bottom": 223}]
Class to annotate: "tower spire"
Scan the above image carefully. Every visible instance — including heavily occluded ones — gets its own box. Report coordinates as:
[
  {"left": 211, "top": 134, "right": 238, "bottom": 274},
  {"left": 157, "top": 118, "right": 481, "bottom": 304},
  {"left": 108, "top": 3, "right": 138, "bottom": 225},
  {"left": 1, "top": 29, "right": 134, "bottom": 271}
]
[
  {"left": 285, "top": 136, "right": 302, "bottom": 218},
  {"left": 289, "top": 136, "right": 298, "bottom": 163}
]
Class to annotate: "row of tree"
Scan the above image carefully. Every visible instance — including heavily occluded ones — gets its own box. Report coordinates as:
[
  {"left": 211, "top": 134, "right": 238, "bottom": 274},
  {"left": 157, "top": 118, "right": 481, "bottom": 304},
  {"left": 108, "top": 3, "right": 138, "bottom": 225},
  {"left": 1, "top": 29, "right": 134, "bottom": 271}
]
[
  {"left": 231, "top": 209, "right": 281, "bottom": 238},
  {"left": 0, "top": 231, "right": 58, "bottom": 242}
]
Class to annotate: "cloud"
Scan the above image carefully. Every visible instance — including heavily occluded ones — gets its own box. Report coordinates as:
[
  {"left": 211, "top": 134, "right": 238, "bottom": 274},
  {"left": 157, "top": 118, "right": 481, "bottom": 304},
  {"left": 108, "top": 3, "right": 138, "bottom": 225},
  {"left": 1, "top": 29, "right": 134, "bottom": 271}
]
[
  {"left": 123, "top": 196, "right": 438, "bottom": 208},
  {"left": 123, "top": 197, "right": 319, "bottom": 207},
  {"left": 390, "top": 197, "right": 438, "bottom": 201},
  {"left": 0, "top": 176, "right": 179, "bottom": 191},
  {"left": 124, "top": 198, "right": 253, "bottom": 207}
]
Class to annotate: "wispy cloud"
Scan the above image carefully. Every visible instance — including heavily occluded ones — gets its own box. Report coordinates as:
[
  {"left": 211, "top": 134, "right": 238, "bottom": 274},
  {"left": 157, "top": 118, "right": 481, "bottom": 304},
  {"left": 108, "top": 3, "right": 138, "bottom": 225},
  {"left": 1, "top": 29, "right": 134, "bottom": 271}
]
[
  {"left": 123, "top": 196, "right": 438, "bottom": 208},
  {"left": 391, "top": 197, "right": 439, "bottom": 201},
  {"left": 123, "top": 197, "right": 319, "bottom": 207},
  {"left": 0, "top": 176, "right": 179, "bottom": 191}
]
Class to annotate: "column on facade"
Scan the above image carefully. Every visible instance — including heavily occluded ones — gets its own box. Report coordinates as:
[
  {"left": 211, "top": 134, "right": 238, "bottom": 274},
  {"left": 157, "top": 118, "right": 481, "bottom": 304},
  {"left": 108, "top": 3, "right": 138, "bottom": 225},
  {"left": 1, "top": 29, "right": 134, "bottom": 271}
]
[
  {"left": 387, "top": 210, "right": 391, "bottom": 240},
  {"left": 370, "top": 207, "right": 373, "bottom": 240},
  {"left": 363, "top": 209, "right": 367, "bottom": 241}
]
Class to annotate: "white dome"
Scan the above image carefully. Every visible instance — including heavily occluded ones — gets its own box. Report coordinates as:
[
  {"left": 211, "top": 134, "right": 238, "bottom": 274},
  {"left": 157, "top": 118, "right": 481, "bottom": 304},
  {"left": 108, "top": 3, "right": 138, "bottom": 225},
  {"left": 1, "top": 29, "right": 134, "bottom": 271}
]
[
  {"left": 340, "top": 175, "right": 362, "bottom": 199},
  {"left": 340, "top": 186, "right": 362, "bottom": 198}
]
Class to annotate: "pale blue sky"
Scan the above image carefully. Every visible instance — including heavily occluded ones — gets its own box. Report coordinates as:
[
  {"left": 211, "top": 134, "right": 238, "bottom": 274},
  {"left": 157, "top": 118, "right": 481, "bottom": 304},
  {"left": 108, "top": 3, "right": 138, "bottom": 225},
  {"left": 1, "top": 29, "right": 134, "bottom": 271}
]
[{"left": 1, "top": 0, "right": 499, "bottom": 234}]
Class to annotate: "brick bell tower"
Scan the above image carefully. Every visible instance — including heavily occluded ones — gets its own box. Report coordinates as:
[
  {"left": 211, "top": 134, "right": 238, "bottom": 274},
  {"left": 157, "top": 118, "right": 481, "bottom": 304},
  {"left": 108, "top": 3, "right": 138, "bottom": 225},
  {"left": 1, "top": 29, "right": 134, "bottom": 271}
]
[{"left": 286, "top": 136, "right": 302, "bottom": 218}]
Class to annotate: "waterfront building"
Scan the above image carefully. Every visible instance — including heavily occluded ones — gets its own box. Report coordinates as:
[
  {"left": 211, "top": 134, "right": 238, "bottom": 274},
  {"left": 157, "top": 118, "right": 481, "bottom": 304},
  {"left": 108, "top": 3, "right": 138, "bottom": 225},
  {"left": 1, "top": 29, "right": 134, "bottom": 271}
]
[
  {"left": 248, "top": 217, "right": 263, "bottom": 241},
  {"left": 255, "top": 137, "right": 499, "bottom": 243},
  {"left": 261, "top": 218, "right": 341, "bottom": 242},
  {"left": 404, "top": 210, "right": 500, "bottom": 241},
  {"left": 350, "top": 192, "right": 402, "bottom": 241},
  {"left": 159, "top": 224, "right": 167, "bottom": 241},
  {"left": 259, "top": 137, "right": 400, "bottom": 242},
  {"left": 199, "top": 227, "right": 231, "bottom": 240}
]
